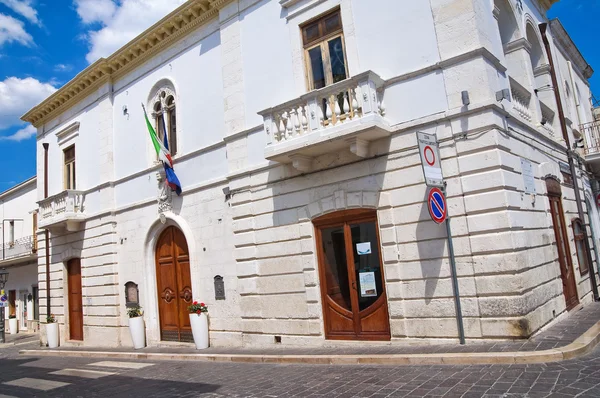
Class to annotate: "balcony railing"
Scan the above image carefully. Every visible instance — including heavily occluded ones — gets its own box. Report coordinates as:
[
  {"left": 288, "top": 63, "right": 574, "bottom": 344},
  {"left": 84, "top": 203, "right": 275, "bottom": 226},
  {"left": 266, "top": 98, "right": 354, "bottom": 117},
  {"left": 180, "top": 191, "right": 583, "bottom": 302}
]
[
  {"left": 38, "top": 190, "right": 86, "bottom": 231},
  {"left": 260, "top": 71, "right": 390, "bottom": 170},
  {"left": 0, "top": 235, "right": 36, "bottom": 262},
  {"left": 583, "top": 121, "right": 600, "bottom": 156}
]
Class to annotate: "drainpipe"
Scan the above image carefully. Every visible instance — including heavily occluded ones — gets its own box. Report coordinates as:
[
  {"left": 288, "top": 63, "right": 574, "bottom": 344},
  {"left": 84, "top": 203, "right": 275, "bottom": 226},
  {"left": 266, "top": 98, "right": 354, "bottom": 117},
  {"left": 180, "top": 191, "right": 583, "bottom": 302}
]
[
  {"left": 540, "top": 23, "right": 600, "bottom": 301},
  {"left": 43, "top": 143, "right": 51, "bottom": 316}
]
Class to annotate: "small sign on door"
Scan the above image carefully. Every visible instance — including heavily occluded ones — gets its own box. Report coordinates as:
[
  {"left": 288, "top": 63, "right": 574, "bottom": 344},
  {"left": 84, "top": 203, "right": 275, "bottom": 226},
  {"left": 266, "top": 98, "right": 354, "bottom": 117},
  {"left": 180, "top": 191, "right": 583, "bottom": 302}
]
[
  {"left": 356, "top": 242, "right": 372, "bottom": 255},
  {"left": 359, "top": 272, "right": 377, "bottom": 297}
]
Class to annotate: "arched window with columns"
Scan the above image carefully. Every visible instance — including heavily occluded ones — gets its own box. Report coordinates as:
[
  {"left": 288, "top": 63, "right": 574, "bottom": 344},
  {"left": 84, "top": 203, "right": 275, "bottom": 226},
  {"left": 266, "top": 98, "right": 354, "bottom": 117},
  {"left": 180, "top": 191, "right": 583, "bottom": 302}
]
[{"left": 149, "top": 84, "right": 178, "bottom": 157}]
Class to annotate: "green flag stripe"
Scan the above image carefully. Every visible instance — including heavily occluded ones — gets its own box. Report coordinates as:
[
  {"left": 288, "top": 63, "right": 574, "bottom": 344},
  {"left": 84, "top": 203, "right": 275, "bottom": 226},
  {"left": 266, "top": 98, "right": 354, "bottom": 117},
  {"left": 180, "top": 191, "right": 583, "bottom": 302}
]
[{"left": 144, "top": 108, "right": 161, "bottom": 155}]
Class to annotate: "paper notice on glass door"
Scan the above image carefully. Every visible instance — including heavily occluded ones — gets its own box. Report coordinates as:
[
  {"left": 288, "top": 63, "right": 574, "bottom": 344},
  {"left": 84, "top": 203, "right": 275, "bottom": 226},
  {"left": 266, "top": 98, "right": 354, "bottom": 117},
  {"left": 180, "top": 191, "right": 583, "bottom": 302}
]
[
  {"left": 356, "top": 242, "right": 371, "bottom": 255},
  {"left": 359, "top": 272, "right": 377, "bottom": 297}
]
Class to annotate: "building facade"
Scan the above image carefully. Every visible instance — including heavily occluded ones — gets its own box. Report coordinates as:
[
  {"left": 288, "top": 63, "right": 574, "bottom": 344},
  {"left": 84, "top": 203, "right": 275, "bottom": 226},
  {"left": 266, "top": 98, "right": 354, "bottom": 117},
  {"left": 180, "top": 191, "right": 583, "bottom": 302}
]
[
  {"left": 0, "top": 177, "right": 40, "bottom": 334},
  {"left": 22, "top": 0, "right": 600, "bottom": 348}
]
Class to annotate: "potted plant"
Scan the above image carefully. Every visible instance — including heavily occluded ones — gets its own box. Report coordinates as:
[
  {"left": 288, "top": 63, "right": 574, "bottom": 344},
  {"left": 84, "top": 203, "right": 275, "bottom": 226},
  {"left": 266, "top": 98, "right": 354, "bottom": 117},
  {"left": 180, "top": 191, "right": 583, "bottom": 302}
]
[
  {"left": 126, "top": 305, "right": 145, "bottom": 349},
  {"left": 8, "top": 315, "right": 17, "bottom": 334},
  {"left": 46, "top": 314, "right": 59, "bottom": 348},
  {"left": 188, "top": 301, "right": 208, "bottom": 349}
]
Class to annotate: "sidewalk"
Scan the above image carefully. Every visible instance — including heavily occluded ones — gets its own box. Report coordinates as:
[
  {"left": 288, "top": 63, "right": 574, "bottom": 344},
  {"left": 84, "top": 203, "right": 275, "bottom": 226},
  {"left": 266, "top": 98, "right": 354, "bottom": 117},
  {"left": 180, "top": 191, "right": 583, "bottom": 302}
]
[
  {"left": 0, "top": 332, "right": 38, "bottom": 348},
  {"left": 20, "top": 303, "right": 600, "bottom": 366}
]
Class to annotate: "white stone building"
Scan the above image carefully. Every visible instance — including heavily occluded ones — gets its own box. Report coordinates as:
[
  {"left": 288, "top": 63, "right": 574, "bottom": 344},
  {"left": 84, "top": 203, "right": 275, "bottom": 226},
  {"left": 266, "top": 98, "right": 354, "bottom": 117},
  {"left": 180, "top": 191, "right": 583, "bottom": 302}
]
[
  {"left": 0, "top": 177, "right": 40, "bottom": 334},
  {"left": 21, "top": 0, "right": 600, "bottom": 348}
]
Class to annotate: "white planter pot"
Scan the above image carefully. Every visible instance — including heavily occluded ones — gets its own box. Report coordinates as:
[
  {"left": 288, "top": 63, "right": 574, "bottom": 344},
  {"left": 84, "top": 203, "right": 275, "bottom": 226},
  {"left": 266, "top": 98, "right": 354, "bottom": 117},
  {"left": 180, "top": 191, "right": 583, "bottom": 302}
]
[
  {"left": 46, "top": 323, "right": 59, "bottom": 348},
  {"left": 8, "top": 318, "right": 17, "bottom": 334},
  {"left": 189, "top": 313, "right": 209, "bottom": 349},
  {"left": 128, "top": 316, "right": 146, "bottom": 349}
]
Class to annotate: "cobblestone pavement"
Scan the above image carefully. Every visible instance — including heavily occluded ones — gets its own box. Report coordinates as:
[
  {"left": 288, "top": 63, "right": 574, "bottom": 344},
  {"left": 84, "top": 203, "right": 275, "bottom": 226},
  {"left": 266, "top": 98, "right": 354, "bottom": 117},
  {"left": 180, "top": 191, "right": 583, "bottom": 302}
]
[{"left": 0, "top": 341, "right": 599, "bottom": 397}]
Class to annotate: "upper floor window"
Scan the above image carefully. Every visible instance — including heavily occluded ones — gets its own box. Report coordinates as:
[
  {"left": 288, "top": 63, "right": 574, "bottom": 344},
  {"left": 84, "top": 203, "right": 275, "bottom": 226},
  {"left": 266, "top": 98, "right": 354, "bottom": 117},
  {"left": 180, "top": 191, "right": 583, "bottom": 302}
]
[
  {"left": 302, "top": 9, "right": 348, "bottom": 91},
  {"left": 572, "top": 219, "right": 589, "bottom": 275},
  {"left": 151, "top": 88, "right": 177, "bottom": 157},
  {"left": 64, "top": 145, "right": 76, "bottom": 190}
]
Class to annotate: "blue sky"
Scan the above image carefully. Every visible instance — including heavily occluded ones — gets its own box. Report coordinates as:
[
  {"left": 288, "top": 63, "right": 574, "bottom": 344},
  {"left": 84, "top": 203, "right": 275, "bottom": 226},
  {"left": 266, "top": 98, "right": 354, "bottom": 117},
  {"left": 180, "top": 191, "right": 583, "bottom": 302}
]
[{"left": 0, "top": 0, "right": 598, "bottom": 193}]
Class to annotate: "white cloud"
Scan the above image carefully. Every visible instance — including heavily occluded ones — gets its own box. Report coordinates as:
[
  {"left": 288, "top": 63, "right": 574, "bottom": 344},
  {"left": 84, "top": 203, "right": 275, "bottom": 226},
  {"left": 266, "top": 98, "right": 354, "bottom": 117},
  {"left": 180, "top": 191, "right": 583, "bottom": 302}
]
[
  {"left": 0, "top": 124, "right": 35, "bottom": 141},
  {"left": 0, "top": 13, "right": 32, "bottom": 46},
  {"left": 53, "top": 63, "right": 72, "bottom": 72},
  {"left": 0, "top": 76, "right": 57, "bottom": 130},
  {"left": 74, "top": 0, "right": 116, "bottom": 25},
  {"left": 74, "top": 0, "right": 187, "bottom": 63},
  {"left": 0, "top": 0, "right": 41, "bottom": 26}
]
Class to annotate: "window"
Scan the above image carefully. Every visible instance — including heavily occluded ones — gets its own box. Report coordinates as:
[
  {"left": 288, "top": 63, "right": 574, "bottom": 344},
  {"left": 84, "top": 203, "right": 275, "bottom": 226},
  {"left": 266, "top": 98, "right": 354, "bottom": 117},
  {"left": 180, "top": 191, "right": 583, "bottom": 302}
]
[
  {"left": 572, "top": 219, "right": 589, "bottom": 275},
  {"left": 64, "top": 145, "right": 76, "bottom": 190},
  {"left": 151, "top": 89, "right": 177, "bottom": 157},
  {"left": 302, "top": 9, "right": 348, "bottom": 91}
]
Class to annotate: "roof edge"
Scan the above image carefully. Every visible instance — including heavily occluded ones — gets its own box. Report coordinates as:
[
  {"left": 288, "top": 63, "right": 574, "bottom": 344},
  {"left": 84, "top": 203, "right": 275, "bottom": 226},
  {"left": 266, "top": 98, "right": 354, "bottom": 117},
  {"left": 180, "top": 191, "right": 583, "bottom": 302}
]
[
  {"left": 549, "top": 18, "right": 594, "bottom": 80},
  {"left": 0, "top": 176, "right": 37, "bottom": 200},
  {"left": 21, "top": 0, "right": 233, "bottom": 128}
]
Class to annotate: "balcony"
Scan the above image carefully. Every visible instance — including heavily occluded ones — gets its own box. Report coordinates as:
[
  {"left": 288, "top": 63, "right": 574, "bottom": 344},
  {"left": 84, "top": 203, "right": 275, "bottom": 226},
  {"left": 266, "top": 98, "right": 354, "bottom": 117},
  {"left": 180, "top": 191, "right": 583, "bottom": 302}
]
[
  {"left": 259, "top": 71, "right": 391, "bottom": 171},
  {"left": 510, "top": 78, "right": 533, "bottom": 123},
  {"left": 0, "top": 235, "right": 36, "bottom": 266},
  {"left": 38, "top": 190, "right": 86, "bottom": 231}
]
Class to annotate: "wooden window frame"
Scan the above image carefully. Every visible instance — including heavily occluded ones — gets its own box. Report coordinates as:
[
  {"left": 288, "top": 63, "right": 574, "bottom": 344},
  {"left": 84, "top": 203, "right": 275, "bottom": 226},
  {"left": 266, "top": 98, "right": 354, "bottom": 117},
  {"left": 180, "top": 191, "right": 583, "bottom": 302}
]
[
  {"left": 63, "top": 145, "right": 76, "bottom": 190},
  {"left": 572, "top": 218, "right": 589, "bottom": 275},
  {"left": 301, "top": 8, "right": 349, "bottom": 91}
]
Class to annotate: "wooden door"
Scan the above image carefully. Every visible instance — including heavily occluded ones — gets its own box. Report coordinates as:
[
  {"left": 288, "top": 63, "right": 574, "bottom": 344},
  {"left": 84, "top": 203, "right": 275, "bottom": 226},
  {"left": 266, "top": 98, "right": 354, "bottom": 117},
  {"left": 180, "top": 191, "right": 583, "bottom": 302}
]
[
  {"left": 546, "top": 179, "right": 579, "bottom": 310},
  {"left": 67, "top": 258, "right": 84, "bottom": 341},
  {"left": 315, "top": 209, "right": 390, "bottom": 340},
  {"left": 8, "top": 290, "right": 15, "bottom": 317},
  {"left": 155, "top": 226, "right": 193, "bottom": 342}
]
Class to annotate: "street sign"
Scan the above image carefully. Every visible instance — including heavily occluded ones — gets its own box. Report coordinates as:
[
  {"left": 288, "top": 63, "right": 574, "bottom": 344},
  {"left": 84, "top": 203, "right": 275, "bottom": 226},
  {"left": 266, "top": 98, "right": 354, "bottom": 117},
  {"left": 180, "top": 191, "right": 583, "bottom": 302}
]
[
  {"left": 417, "top": 132, "right": 444, "bottom": 187},
  {"left": 428, "top": 187, "right": 447, "bottom": 224},
  {"left": 0, "top": 290, "right": 7, "bottom": 308}
]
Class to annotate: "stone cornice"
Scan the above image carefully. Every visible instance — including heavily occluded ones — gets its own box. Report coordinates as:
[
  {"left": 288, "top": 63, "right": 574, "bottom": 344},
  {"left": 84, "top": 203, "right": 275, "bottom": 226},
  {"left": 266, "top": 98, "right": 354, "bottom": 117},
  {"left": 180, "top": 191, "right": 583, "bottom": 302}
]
[
  {"left": 22, "top": 0, "right": 233, "bottom": 127},
  {"left": 549, "top": 19, "right": 594, "bottom": 80}
]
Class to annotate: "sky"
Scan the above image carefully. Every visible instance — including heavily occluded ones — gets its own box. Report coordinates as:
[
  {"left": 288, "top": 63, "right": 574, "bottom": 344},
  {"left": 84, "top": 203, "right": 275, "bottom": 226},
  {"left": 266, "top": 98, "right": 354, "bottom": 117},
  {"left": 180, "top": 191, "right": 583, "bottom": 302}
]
[{"left": 0, "top": 0, "right": 598, "bottom": 193}]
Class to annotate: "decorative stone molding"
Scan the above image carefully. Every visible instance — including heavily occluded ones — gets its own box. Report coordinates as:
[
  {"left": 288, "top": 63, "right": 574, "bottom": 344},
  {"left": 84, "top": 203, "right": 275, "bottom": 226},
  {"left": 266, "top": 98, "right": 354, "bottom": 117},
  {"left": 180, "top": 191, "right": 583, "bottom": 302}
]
[
  {"left": 289, "top": 154, "right": 312, "bottom": 172},
  {"left": 503, "top": 38, "right": 532, "bottom": 55},
  {"left": 22, "top": 0, "right": 234, "bottom": 127},
  {"left": 55, "top": 122, "right": 80, "bottom": 144},
  {"left": 347, "top": 138, "right": 369, "bottom": 158},
  {"left": 539, "top": 162, "right": 563, "bottom": 186},
  {"left": 298, "top": 190, "right": 388, "bottom": 220},
  {"left": 533, "top": 64, "right": 551, "bottom": 77},
  {"left": 58, "top": 247, "right": 83, "bottom": 264}
]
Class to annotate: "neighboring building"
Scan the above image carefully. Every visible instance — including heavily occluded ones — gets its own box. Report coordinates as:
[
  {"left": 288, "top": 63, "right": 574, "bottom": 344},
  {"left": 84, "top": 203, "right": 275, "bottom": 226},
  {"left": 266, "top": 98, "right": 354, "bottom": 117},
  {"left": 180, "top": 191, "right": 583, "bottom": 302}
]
[
  {"left": 21, "top": 0, "right": 600, "bottom": 348},
  {"left": 0, "top": 177, "right": 39, "bottom": 334}
]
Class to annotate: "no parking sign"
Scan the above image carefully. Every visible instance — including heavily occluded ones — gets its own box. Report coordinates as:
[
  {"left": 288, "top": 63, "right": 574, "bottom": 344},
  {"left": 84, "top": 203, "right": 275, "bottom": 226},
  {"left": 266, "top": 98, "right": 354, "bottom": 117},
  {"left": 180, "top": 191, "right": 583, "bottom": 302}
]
[{"left": 428, "top": 187, "right": 447, "bottom": 224}]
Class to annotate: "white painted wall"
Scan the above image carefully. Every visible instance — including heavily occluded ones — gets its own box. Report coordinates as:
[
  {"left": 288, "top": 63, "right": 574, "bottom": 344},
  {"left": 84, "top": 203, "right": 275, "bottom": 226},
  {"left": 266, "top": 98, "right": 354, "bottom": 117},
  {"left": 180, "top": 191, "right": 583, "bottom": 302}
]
[
  {"left": 352, "top": 0, "right": 440, "bottom": 78},
  {"left": 0, "top": 179, "right": 36, "bottom": 246}
]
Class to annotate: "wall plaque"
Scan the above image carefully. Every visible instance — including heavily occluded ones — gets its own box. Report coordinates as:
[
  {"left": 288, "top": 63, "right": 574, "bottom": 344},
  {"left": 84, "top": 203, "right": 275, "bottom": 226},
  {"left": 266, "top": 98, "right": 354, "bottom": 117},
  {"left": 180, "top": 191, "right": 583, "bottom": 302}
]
[
  {"left": 214, "top": 275, "right": 225, "bottom": 300},
  {"left": 125, "top": 281, "right": 139, "bottom": 308}
]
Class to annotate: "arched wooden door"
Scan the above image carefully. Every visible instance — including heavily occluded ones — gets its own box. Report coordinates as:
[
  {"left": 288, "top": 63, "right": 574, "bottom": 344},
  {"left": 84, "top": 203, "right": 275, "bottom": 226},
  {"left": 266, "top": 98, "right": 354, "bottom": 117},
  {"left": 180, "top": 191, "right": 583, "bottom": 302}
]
[
  {"left": 155, "top": 226, "right": 193, "bottom": 342},
  {"left": 314, "top": 209, "right": 390, "bottom": 340},
  {"left": 546, "top": 178, "right": 579, "bottom": 310}
]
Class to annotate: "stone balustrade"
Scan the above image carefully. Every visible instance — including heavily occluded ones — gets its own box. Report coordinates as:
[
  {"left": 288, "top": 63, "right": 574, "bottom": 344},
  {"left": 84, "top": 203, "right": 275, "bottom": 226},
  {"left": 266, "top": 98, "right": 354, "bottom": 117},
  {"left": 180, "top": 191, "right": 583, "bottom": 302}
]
[
  {"left": 38, "top": 190, "right": 86, "bottom": 231},
  {"left": 260, "top": 71, "right": 390, "bottom": 170}
]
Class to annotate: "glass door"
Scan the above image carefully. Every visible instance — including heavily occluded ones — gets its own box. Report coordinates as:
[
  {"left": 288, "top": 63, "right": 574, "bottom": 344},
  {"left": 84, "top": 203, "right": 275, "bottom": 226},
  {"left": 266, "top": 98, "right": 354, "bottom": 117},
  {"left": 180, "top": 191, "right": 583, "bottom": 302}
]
[{"left": 315, "top": 209, "right": 390, "bottom": 340}]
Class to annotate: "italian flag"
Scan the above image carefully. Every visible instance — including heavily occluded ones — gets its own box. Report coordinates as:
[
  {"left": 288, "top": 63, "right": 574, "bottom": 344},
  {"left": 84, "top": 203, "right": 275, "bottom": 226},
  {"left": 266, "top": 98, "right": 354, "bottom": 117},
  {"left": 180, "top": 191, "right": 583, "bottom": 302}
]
[{"left": 143, "top": 104, "right": 182, "bottom": 195}]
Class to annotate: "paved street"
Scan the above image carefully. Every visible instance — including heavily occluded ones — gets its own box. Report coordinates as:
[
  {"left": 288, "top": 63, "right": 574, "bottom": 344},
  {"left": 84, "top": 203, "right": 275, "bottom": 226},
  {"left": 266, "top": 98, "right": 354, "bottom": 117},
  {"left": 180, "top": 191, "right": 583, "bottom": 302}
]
[{"left": 0, "top": 340, "right": 599, "bottom": 398}]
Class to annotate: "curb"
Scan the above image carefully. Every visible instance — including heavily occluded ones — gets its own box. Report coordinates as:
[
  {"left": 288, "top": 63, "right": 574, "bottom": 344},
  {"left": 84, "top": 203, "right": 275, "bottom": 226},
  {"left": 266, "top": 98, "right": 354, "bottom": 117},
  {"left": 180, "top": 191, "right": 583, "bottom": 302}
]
[{"left": 19, "top": 322, "right": 600, "bottom": 366}]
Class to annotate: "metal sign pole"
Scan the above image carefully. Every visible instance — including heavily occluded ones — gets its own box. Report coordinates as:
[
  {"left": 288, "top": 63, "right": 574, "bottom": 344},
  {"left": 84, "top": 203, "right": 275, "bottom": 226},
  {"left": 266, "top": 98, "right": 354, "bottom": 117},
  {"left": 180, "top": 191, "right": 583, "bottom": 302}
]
[
  {"left": 0, "top": 306, "right": 4, "bottom": 344},
  {"left": 443, "top": 184, "right": 465, "bottom": 345}
]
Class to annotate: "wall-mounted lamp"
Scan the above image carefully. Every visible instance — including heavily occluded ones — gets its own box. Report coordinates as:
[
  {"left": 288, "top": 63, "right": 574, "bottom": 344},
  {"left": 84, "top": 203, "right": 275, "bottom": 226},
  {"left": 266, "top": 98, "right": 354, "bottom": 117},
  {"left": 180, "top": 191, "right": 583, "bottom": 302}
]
[
  {"left": 573, "top": 137, "right": 585, "bottom": 149},
  {"left": 222, "top": 186, "right": 232, "bottom": 201},
  {"left": 122, "top": 105, "right": 129, "bottom": 119}
]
